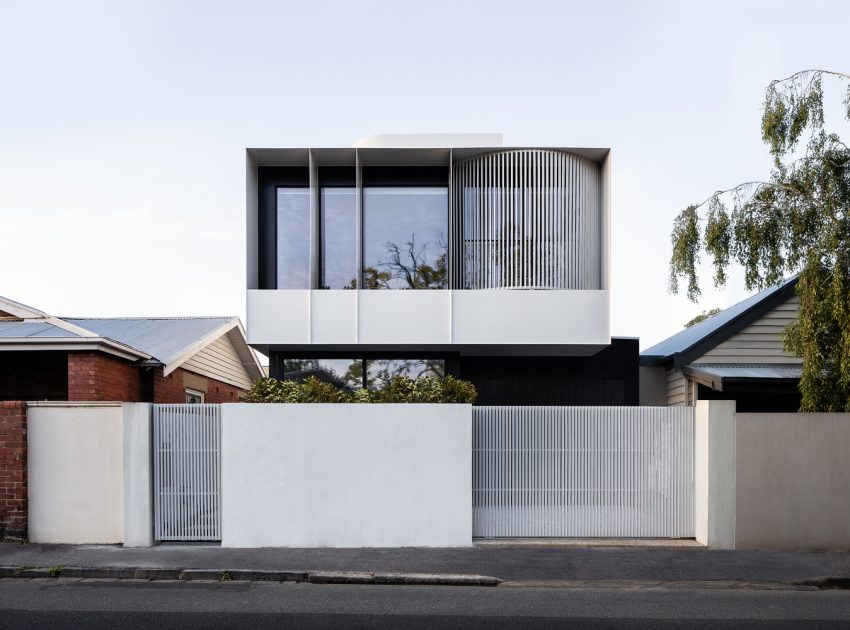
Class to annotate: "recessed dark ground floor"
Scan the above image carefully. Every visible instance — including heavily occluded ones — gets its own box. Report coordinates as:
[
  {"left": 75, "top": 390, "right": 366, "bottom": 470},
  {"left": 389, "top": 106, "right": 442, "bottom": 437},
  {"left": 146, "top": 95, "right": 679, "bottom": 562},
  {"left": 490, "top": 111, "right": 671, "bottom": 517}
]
[
  {"left": 269, "top": 337, "right": 640, "bottom": 406},
  {"left": 697, "top": 383, "right": 802, "bottom": 413}
]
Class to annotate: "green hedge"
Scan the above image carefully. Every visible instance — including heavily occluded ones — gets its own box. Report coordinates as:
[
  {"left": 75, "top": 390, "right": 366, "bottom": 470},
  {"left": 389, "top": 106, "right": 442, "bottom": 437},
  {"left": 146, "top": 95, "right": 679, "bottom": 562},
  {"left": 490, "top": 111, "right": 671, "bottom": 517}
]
[{"left": 246, "top": 375, "right": 478, "bottom": 404}]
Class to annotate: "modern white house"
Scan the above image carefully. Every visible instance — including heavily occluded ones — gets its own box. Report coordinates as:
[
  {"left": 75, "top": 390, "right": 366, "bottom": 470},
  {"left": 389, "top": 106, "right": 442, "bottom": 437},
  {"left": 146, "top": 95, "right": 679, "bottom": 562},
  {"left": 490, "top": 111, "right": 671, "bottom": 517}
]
[{"left": 245, "top": 134, "right": 638, "bottom": 404}]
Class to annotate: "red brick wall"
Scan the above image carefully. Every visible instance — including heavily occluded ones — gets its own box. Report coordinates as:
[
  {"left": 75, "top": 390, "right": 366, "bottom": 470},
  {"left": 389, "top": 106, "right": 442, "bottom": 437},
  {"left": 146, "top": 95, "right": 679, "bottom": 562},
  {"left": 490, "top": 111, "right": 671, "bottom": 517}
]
[
  {"left": 204, "top": 375, "right": 244, "bottom": 403},
  {"left": 152, "top": 367, "right": 184, "bottom": 403},
  {"left": 0, "top": 401, "right": 27, "bottom": 540},
  {"left": 68, "top": 352, "right": 144, "bottom": 402},
  {"left": 153, "top": 367, "right": 244, "bottom": 403},
  {"left": 66, "top": 353, "right": 246, "bottom": 403}
]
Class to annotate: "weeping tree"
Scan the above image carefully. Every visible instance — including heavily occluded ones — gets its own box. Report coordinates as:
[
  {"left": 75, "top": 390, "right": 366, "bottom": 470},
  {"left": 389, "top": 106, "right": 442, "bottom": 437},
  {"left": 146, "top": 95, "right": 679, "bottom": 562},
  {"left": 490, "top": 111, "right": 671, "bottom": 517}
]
[{"left": 669, "top": 69, "right": 850, "bottom": 411}]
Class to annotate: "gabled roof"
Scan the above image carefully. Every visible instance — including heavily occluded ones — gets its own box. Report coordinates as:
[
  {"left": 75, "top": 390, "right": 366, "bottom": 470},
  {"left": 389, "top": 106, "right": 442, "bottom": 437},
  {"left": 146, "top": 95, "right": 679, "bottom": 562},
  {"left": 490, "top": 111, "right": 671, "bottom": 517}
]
[
  {"left": 0, "top": 321, "right": 78, "bottom": 338},
  {"left": 640, "top": 277, "right": 798, "bottom": 369},
  {"left": 64, "top": 317, "right": 235, "bottom": 369},
  {"left": 0, "top": 296, "right": 264, "bottom": 382}
]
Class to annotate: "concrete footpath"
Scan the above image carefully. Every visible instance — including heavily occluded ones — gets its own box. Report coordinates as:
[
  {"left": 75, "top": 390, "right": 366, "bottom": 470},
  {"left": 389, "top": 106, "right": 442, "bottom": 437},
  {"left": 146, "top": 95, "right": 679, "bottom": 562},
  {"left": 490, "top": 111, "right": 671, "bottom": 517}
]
[{"left": 1, "top": 541, "right": 849, "bottom": 589}]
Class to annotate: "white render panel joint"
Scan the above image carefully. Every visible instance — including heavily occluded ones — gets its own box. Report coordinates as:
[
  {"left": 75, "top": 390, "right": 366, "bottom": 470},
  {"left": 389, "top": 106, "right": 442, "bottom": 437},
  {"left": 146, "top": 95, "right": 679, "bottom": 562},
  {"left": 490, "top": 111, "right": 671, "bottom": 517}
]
[
  {"left": 246, "top": 290, "right": 310, "bottom": 345},
  {"left": 310, "top": 290, "right": 357, "bottom": 344},
  {"left": 358, "top": 290, "right": 451, "bottom": 345}
]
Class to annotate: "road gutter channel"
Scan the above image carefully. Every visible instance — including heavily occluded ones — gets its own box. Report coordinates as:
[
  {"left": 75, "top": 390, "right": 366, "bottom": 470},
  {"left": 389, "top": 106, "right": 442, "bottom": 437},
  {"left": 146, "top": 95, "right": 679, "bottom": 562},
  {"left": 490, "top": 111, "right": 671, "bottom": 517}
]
[{"left": 1, "top": 566, "right": 848, "bottom": 590}]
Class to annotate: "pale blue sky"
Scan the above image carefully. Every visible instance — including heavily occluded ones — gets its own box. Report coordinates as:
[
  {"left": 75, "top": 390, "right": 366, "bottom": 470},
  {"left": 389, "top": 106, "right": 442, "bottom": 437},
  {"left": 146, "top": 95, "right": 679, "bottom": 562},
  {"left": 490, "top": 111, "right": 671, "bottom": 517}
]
[{"left": 1, "top": 0, "right": 848, "bottom": 353}]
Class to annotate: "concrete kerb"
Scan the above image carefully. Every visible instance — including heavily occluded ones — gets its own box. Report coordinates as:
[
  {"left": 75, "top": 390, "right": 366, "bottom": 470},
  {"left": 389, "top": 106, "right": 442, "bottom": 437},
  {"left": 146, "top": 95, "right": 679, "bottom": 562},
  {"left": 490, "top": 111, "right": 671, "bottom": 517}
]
[
  {"left": 0, "top": 565, "right": 501, "bottom": 586},
  {"left": 3, "top": 565, "right": 850, "bottom": 591}
]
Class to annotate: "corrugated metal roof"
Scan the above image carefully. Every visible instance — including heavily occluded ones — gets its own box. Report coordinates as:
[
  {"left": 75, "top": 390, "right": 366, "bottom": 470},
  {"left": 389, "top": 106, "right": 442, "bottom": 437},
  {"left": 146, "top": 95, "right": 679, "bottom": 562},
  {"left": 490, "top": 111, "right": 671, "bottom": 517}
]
[
  {"left": 641, "top": 277, "right": 797, "bottom": 362},
  {"left": 0, "top": 321, "right": 79, "bottom": 338},
  {"left": 687, "top": 364, "right": 802, "bottom": 380},
  {"left": 63, "top": 317, "right": 235, "bottom": 365}
]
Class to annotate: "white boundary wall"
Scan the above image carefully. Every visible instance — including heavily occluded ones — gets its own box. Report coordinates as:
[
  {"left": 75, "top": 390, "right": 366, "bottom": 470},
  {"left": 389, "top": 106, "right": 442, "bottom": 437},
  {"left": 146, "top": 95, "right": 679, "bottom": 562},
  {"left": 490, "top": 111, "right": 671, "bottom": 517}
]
[
  {"left": 27, "top": 402, "right": 124, "bottom": 544},
  {"left": 695, "top": 401, "right": 850, "bottom": 550},
  {"left": 220, "top": 403, "right": 472, "bottom": 548},
  {"left": 736, "top": 412, "right": 850, "bottom": 550}
]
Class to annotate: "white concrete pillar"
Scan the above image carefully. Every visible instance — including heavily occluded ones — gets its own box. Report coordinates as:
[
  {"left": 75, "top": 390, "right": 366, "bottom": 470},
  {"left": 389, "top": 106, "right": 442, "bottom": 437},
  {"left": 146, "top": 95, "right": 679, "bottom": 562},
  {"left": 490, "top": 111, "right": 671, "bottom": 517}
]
[
  {"left": 122, "top": 403, "right": 155, "bottom": 547},
  {"left": 694, "top": 400, "right": 736, "bottom": 548}
]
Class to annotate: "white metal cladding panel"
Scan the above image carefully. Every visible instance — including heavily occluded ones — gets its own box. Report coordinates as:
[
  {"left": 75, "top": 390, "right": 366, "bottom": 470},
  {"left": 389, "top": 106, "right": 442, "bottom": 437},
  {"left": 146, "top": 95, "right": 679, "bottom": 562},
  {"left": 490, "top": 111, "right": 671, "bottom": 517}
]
[
  {"left": 472, "top": 406, "right": 695, "bottom": 538},
  {"left": 452, "top": 150, "right": 601, "bottom": 290},
  {"left": 153, "top": 404, "right": 222, "bottom": 541}
]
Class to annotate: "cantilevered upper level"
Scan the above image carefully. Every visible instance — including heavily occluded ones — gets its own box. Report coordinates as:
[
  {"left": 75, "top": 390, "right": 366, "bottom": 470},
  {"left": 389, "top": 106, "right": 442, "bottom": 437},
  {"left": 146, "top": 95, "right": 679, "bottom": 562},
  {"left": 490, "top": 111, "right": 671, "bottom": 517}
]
[{"left": 246, "top": 135, "right": 611, "bottom": 356}]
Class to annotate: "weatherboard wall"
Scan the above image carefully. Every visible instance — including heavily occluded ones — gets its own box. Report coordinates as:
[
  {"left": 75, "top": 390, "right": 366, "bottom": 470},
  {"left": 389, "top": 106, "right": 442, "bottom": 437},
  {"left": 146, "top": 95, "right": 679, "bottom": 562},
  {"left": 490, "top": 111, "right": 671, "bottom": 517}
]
[
  {"left": 181, "top": 332, "right": 254, "bottom": 391},
  {"left": 697, "top": 294, "right": 800, "bottom": 365}
]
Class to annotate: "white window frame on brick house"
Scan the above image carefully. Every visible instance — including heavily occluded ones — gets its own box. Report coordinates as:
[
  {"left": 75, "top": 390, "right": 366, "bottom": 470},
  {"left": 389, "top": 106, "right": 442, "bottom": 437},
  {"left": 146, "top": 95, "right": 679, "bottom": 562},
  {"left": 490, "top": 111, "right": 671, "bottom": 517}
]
[{"left": 184, "top": 388, "right": 205, "bottom": 404}]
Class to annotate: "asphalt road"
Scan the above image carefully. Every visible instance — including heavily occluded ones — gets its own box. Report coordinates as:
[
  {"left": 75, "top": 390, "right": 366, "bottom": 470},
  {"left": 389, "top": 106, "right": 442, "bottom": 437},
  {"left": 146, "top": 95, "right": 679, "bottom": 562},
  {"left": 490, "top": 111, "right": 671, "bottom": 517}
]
[{"left": 2, "top": 578, "right": 850, "bottom": 629}]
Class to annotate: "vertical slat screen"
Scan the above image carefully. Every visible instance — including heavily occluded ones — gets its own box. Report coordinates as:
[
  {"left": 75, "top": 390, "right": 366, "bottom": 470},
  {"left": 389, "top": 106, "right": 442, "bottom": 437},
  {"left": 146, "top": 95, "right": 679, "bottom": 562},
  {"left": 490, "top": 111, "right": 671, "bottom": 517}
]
[
  {"left": 472, "top": 406, "right": 695, "bottom": 539},
  {"left": 453, "top": 150, "right": 601, "bottom": 290},
  {"left": 153, "top": 404, "right": 222, "bottom": 542}
]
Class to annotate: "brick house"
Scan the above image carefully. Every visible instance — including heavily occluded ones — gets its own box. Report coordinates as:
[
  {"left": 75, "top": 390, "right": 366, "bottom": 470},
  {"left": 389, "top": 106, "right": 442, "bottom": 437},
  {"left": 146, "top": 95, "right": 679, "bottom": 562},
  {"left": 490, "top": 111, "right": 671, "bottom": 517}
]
[{"left": 0, "top": 296, "right": 263, "bottom": 403}]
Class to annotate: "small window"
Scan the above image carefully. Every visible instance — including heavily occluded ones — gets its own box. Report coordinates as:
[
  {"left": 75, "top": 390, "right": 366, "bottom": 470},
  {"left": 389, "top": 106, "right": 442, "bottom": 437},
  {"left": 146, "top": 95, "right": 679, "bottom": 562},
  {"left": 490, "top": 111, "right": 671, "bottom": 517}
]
[{"left": 185, "top": 389, "right": 205, "bottom": 404}]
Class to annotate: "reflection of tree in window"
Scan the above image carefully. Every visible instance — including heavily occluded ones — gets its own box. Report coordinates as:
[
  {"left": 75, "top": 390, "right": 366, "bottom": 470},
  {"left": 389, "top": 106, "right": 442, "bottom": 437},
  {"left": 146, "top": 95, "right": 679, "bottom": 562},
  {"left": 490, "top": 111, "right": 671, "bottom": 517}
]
[
  {"left": 279, "top": 358, "right": 446, "bottom": 390},
  {"left": 363, "top": 234, "right": 447, "bottom": 290},
  {"left": 363, "top": 187, "right": 447, "bottom": 290},
  {"left": 366, "top": 359, "right": 445, "bottom": 389},
  {"left": 282, "top": 358, "right": 359, "bottom": 390}
]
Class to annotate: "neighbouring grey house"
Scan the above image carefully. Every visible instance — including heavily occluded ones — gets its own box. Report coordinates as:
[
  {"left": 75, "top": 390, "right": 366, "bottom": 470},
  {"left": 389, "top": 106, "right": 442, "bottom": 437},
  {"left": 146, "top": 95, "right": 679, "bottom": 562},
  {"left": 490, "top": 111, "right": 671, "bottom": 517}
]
[{"left": 640, "top": 277, "right": 802, "bottom": 412}]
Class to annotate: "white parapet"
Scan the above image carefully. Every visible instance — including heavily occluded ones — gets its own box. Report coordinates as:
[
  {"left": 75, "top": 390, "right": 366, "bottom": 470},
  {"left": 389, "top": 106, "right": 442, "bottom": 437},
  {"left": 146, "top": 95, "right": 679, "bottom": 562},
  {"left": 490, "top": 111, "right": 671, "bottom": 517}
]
[
  {"left": 246, "top": 289, "right": 610, "bottom": 348},
  {"left": 247, "top": 290, "right": 310, "bottom": 345},
  {"left": 452, "top": 289, "right": 609, "bottom": 346},
  {"left": 359, "top": 290, "right": 452, "bottom": 344},
  {"left": 220, "top": 403, "right": 472, "bottom": 548}
]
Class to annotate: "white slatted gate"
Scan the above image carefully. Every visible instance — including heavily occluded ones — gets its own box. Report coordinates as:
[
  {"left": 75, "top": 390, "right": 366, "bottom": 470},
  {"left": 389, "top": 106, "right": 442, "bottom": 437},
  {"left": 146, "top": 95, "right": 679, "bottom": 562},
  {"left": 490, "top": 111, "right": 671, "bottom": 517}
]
[
  {"left": 153, "top": 404, "right": 221, "bottom": 541},
  {"left": 473, "top": 406, "right": 695, "bottom": 538}
]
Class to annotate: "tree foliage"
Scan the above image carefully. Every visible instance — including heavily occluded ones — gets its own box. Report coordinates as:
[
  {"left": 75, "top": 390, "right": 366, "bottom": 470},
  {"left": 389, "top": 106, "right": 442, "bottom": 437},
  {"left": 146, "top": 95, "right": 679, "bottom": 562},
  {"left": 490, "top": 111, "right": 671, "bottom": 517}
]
[
  {"left": 684, "top": 308, "right": 721, "bottom": 329},
  {"left": 669, "top": 70, "right": 850, "bottom": 411},
  {"left": 246, "top": 375, "right": 478, "bottom": 404}
]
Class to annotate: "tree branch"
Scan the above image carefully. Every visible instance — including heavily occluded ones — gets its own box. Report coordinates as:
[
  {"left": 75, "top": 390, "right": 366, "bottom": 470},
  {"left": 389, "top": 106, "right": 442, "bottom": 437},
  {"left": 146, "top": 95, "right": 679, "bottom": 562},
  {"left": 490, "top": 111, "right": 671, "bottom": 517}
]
[{"left": 769, "top": 69, "right": 850, "bottom": 86}]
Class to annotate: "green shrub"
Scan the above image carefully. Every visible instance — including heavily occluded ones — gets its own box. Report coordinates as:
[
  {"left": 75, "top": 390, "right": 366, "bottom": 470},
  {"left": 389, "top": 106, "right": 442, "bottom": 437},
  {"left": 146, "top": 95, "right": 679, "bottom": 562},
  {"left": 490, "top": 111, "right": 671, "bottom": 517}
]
[{"left": 246, "top": 375, "right": 477, "bottom": 404}]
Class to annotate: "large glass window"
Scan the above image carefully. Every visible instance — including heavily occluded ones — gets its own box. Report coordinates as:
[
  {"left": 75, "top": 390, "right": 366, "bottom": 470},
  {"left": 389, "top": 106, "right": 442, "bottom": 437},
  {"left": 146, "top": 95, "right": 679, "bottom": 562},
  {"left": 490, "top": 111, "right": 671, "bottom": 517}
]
[
  {"left": 276, "top": 188, "right": 310, "bottom": 289},
  {"left": 281, "top": 358, "right": 362, "bottom": 389},
  {"left": 320, "top": 188, "right": 357, "bottom": 289},
  {"left": 279, "top": 357, "right": 446, "bottom": 390},
  {"left": 363, "top": 187, "right": 448, "bottom": 289}
]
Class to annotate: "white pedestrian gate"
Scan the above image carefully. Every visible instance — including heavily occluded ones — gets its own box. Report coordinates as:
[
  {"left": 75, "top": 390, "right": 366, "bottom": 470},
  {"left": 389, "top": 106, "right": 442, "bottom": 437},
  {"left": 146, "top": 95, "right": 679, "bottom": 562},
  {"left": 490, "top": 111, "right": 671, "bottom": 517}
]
[
  {"left": 473, "top": 406, "right": 695, "bottom": 538},
  {"left": 153, "top": 404, "right": 222, "bottom": 541}
]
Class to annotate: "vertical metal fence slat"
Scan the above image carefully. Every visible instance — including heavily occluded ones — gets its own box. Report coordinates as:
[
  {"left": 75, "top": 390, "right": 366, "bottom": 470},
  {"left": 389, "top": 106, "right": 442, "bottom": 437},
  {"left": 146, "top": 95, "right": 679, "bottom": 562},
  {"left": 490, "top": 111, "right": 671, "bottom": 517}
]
[
  {"left": 152, "top": 404, "right": 221, "bottom": 542},
  {"left": 472, "top": 406, "right": 695, "bottom": 539}
]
